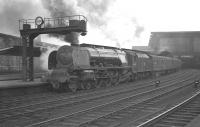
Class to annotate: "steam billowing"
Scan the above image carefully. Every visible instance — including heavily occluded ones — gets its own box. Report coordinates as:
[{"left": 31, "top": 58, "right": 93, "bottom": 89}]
[
  {"left": 41, "top": 0, "right": 116, "bottom": 44},
  {"left": 77, "top": 0, "right": 115, "bottom": 26},
  {"left": 0, "top": 0, "right": 47, "bottom": 36},
  {"left": 132, "top": 18, "right": 144, "bottom": 38},
  {"left": 0, "top": 0, "right": 146, "bottom": 72},
  {"left": 64, "top": 32, "right": 79, "bottom": 44},
  {"left": 0, "top": 0, "right": 145, "bottom": 47},
  {"left": 41, "top": 0, "right": 79, "bottom": 44}
]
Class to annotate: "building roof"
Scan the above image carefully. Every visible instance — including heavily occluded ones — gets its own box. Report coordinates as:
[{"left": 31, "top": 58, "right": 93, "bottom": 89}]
[
  {"left": 0, "top": 33, "right": 20, "bottom": 40},
  {"left": 150, "top": 31, "right": 200, "bottom": 37},
  {"left": 149, "top": 31, "right": 200, "bottom": 56}
]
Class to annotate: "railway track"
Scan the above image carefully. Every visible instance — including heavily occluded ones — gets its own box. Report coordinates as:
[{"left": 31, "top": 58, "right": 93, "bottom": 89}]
[
  {"left": 25, "top": 75, "right": 199, "bottom": 127},
  {"left": 0, "top": 70, "right": 190, "bottom": 108},
  {"left": 0, "top": 73, "right": 191, "bottom": 120},
  {"left": 0, "top": 71, "right": 198, "bottom": 126},
  {"left": 0, "top": 71, "right": 192, "bottom": 116},
  {"left": 137, "top": 90, "right": 200, "bottom": 127}
]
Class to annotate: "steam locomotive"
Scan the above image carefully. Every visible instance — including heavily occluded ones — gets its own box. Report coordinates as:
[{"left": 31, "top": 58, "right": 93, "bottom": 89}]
[{"left": 44, "top": 43, "right": 182, "bottom": 92}]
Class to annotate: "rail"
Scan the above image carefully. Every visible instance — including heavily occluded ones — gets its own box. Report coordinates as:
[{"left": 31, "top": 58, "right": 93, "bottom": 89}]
[
  {"left": 19, "top": 15, "right": 87, "bottom": 30},
  {"left": 137, "top": 90, "right": 200, "bottom": 127}
]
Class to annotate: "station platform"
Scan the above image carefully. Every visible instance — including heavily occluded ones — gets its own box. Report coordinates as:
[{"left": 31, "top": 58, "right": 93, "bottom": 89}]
[
  {"left": 0, "top": 78, "right": 47, "bottom": 89},
  {"left": 0, "top": 78, "right": 50, "bottom": 97},
  {"left": 0, "top": 72, "right": 43, "bottom": 81}
]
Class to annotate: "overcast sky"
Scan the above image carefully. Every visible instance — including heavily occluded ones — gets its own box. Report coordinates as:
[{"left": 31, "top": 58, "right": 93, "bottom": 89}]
[{"left": 0, "top": 0, "right": 200, "bottom": 48}]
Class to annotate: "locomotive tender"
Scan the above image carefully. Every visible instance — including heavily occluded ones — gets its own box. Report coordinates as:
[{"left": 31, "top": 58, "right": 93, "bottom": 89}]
[{"left": 45, "top": 43, "right": 182, "bottom": 92}]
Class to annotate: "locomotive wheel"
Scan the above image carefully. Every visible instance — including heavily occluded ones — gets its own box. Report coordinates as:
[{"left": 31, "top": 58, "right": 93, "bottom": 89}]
[
  {"left": 90, "top": 80, "right": 97, "bottom": 89},
  {"left": 51, "top": 81, "right": 62, "bottom": 90},
  {"left": 98, "top": 79, "right": 107, "bottom": 87},
  {"left": 95, "top": 79, "right": 105, "bottom": 88},
  {"left": 106, "top": 78, "right": 112, "bottom": 87},
  {"left": 130, "top": 74, "right": 135, "bottom": 81},
  {"left": 111, "top": 71, "right": 119, "bottom": 86},
  {"left": 135, "top": 75, "right": 138, "bottom": 80},
  {"left": 68, "top": 83, "right": 78, "bottom": 92},
  {"left": 84, "top": 81, "right": 92, "bottom": 90},
  {"left": 111, "top": 76, "right": 119, "bottom": 86},
  {"left": 94, "top": 80, "right": 101, "bottom": 89}
]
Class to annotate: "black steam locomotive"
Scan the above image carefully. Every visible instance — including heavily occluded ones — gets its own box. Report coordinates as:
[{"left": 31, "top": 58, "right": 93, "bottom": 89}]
[{"left": 44, "top": 43, "right": 182, "bottom": 92}]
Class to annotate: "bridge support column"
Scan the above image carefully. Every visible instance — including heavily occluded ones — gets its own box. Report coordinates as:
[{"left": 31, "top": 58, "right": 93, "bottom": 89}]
[{"left": 21, "top": 34, "right": 34, "bottom": 81}]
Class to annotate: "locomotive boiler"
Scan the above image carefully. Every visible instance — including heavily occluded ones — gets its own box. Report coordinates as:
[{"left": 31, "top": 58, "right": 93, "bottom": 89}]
[{"left": 45, "top": 43, "right": 182, "bottom": 92}]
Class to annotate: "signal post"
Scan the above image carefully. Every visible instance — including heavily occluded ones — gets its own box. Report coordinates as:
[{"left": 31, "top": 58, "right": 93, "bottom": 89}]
[{"left": 19, "top": 15, "right": 87, "bottom": 81}]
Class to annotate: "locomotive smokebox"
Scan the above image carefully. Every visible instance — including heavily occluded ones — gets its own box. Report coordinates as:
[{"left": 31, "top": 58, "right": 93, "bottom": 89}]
[
  {"left": 57, "top": 45, "right": 73, "bottom": 66},
  {"left": 71, "top": 43, "right": 79, "bottom": 46}
]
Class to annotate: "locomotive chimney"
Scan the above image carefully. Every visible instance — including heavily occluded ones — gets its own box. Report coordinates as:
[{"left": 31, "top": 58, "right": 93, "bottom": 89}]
[
  {"left": 64, "top": 32, "right": 79, "bottom": 45},
  {"left": 71, "top": 43, "right": 79, "bottom": 46}
]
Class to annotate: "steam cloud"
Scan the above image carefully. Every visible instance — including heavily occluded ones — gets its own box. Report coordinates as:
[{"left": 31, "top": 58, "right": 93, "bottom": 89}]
[
  {"left": 0, "top": 0, "right": 47, "bottom": 36},
  {"left": 0, "top": 0, "right": 146, "bottom": 72},
  {"left": 0, "top": 0, "right": 145, "bottom": 47},
  {"left": 132, "top": 18, "right": 145, "bottom": 38},
  {"left": 41, "top": 0, "right": 79, "bottom": 44},
  {"left": 41, "top": 0, "right": 116, "bottom": 44},
  {"left": 77, "top": 0, "right": 115, "bottom": 26}
]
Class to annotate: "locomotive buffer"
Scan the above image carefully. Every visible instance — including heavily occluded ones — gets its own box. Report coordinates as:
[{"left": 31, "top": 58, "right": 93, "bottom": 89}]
[{"left": 19, "top": 15, "right": 87, "bottom": 81}]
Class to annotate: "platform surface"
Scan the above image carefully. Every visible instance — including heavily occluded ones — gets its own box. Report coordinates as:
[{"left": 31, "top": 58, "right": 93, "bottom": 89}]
[
  {"left": 0, "top": 78, "right": 47, "bottom": 89},
  {"left": 0, "top": 73, "right": 43, "bottom": 81}
]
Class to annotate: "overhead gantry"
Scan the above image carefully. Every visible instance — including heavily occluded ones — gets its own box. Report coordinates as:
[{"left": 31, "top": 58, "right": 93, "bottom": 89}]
[{"left": 19, "top": 15, "right": 87, "bottom": 81}]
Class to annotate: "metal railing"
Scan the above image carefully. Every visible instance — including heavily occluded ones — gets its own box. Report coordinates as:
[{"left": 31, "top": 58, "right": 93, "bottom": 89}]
[{"left": 19, "top": 15, "right": 87, "bottom": 30}]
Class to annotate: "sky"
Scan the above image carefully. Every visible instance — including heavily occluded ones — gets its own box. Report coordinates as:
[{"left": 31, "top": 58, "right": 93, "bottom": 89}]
[{"left": 0, "top": 0, "right": 200, "bottom": 48}]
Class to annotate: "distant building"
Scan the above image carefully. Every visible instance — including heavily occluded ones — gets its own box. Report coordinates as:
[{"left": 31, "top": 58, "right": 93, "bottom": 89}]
[
  {"left": 149, "top": 31, "right": 200, "bottom": 56},
  {"left": 0, "top": 33, "right": 58, "bottom": 73},
  {"left": 149, "top": 31, "right": 200, "bottom": 68}
]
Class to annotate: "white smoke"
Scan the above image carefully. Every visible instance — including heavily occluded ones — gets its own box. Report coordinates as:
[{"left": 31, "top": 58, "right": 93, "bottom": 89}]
[
  {"left": 0, "top": 0, "right": 146, "bottom": 48},
  {"left": 0, "top": 0, "right": 48, "bottom": 36},
  {"left": 41, "top": 0, "right": 145, "bottom": 48}
]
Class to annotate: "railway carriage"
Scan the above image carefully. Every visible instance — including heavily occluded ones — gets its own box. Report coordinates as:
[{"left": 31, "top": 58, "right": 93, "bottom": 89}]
[
  {"left": 151, "top": 55, "right": 181, "bottom": 76},
  {"left": 151, "top": 55, "right": 167, "bottom": 76}
]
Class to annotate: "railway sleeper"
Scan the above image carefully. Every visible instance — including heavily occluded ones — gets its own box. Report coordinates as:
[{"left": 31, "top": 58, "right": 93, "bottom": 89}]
[
  {"left": 92, "top": 120, "right": 120, "bottom": 127},
  {"left": 153, "top": 123, "right": 181, "bottom": 127},
  {"left": 177, "top": 111, "right": 200, "bottom": 115},
  {"left": 156, "top": 120, "right": 187, "bottom": 126},
  {"left": 164, "top": 117, "right": 192, "bottom": 122},
  {"left": 58, "top": 121, "right": 80, "bottom": 126},
  {"left": 179, "top": 107, "right": 200, "bottom": 111},
  {"left": 186, "top": 104, "right": 200, "bottom": 108},
  {"left": 173, "top": 111, "right": 199, "bottom": 116},
  {"left": 169, "top": 114, "right": 196, "bottom": 119}
]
